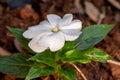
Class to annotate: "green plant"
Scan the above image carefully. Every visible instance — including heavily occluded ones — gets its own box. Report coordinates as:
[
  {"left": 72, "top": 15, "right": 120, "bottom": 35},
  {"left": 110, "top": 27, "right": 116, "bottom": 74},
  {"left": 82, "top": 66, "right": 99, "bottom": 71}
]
[{"left": 0, "top": 14, "right": 114, "bottom": 80}]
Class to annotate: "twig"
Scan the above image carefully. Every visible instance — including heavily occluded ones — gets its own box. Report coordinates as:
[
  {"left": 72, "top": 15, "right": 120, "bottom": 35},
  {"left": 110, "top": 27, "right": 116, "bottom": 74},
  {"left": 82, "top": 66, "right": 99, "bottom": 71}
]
[
  {"left": 107, "top": 60, "right": 120, "bottom": 66},
  {"left": 97, "top": 13, "right": 105, "bottom": 24},
  {"left": 69, "top": 63, "right": 87, "bottom": 80}
]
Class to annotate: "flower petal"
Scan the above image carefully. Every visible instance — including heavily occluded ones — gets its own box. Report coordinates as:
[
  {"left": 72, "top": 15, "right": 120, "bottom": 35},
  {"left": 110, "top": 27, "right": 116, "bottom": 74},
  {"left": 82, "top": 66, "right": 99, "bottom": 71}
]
[
  {"left": 59, "top": 14, "right": 73, "bottom": 27},
  {"left": 46, "top": 32, "right": 65, "bottom": 52},
  {"left": 63, "top": 31, "right": 82, "bottom": 41},
  {"left": 40, "top": 20, "right": 53, "bottom": 29},
  {"left": 60, "top": 20, "right": 82, "bottom": 30},
  {"left": 60, "top": 20, "right": 82, "bottom": 41},
  {"left": 23, "top": 23, "right": 51, "bottom": 39},
  {"left": 47, "top": 14, "right": 61, "bottom": 27},
  {"left": 28, "top": 35, "right": 48, "bottom": 53}
]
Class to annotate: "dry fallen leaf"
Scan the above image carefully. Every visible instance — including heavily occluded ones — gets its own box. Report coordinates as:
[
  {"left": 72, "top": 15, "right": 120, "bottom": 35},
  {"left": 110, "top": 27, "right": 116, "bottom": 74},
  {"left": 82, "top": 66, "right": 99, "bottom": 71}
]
[
  {"left": 73, "top": 0, "right": 84, "bottom": 14},
  {"left": 19, "top": 4, "right": 39, "bottom": 21},
  {"left": 48, "top": 3, "right": 56, "bottom": 14},
  {"left": 108, "top": 0, "right": 120, "bottom": 10},
  {"left": 0, "top": 47, "right": 11, "bottom": 56},
  {"left": 85, "top": 1, "right": 100, "bottom": 22},
  {"left": 3, "top": 74, "right": 16, "bottom": 80},
  {"left": 14, "top": 39, "right": 25, "bottom": 52},
  {"left": 109, "top": 64, "right": 120, "bottom": 80},
  {"left": 0, "top": 5, "right": 3, "bottom": 14}
]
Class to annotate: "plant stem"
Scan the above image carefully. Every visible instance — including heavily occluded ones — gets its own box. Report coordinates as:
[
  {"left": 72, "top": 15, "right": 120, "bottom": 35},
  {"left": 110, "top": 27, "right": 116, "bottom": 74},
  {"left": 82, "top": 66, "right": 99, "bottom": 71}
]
[
  {"left": 107, "top": 60, "right": 120, "bottom": 66},
  {"left": 69, "top": 63, "right": 87, "bottom": 80}
]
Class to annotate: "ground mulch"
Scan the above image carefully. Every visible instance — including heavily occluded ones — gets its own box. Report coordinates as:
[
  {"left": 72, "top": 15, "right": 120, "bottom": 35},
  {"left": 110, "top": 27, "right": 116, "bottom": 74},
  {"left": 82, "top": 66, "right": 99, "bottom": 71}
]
[{"left": 0, "top": 0, "right": 120, "bottom": 80}]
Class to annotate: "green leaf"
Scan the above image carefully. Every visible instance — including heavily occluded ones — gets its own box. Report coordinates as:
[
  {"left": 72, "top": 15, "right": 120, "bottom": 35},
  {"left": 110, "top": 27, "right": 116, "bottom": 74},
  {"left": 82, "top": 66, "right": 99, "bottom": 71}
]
[
  {"left": 25, "top": 66, "right": 54, "bottom": 80},
  {"left": 0, "top": 53, "right": 32, "bottom": 78},
  {"left": 29, "top": 50, "right": 56, "bottom": 68},
  {"left": 75, "top": 24, "right": 114, "bottom": 50},
  {"left": 64, "top": 48, "right": 111, "bottom": 63},
  {"left": 58, "top": 66, "right": 76, "bottom": 80},
  {"left": 85, "top": 48, "right": 112, "bottom": 63},
  {"left": 63, "top": 41, "right": 75, "bottom": 51},
  {"left": 57, "top": 41, "right": 75, "bottom": 61},
  {"left": 64, "top": 49, "right": 91, "bottom": 64},
  {"left": 7, "top": 26, "right": 33, "bottom": 53}
]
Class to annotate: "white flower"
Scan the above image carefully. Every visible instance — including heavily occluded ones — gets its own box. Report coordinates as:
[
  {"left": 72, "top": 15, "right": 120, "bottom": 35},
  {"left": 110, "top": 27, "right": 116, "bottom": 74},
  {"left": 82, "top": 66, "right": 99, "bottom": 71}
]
[{"left": 23, "top": 14, "right": 82, "bottom": 53}]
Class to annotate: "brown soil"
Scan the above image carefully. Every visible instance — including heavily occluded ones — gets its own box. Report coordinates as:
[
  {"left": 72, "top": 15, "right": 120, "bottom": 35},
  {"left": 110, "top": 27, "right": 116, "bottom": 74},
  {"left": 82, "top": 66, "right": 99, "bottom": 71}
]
[{"left": 0, "top": 0, "right": 120, "bottom": 80}]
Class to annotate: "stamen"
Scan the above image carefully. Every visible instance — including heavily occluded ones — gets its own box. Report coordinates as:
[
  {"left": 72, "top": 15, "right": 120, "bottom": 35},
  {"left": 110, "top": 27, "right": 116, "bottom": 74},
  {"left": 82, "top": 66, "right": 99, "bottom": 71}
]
[{"left": 52, "top": 27, "right": 59, "bottom": 32}]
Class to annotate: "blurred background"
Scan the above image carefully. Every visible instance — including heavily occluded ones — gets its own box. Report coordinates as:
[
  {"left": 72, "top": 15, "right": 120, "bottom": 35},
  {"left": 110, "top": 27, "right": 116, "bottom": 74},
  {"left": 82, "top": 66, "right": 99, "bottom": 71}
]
[{"left": 0, "top": 0, "right": 120, "bottom": 80}]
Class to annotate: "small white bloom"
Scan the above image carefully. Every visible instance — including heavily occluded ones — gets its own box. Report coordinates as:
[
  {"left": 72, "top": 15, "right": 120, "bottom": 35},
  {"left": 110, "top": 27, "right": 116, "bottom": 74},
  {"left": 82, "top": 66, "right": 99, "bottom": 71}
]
[{"left": 23, "top": 14, "right": 82, "bottom": 53}]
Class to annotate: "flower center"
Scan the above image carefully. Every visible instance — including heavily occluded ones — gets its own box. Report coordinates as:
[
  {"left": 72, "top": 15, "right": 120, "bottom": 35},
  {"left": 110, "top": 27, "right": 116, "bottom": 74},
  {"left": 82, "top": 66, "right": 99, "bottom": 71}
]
[{"left": 52, "top": 27, "right": 59, "bottom": 32}]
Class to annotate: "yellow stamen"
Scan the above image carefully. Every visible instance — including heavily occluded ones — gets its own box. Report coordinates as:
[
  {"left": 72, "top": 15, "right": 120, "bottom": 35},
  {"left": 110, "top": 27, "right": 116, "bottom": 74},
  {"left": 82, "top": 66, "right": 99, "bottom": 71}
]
[{"left": 52, "top": 27, "right": 59, "bottom": 32}]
